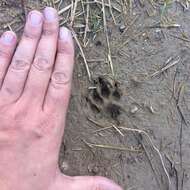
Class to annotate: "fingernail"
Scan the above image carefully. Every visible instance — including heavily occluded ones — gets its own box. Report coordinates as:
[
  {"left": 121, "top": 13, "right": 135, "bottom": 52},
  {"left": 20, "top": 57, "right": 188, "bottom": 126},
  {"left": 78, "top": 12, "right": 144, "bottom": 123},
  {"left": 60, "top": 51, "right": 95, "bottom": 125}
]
[
  {"left": 29, "top": 11, "right": 42, "bottom": 26},
  {"left": 1, "top": 32, "right": 15, "bottom": 45},
  {"left": 44, "top": 7, "right": 56, "bottom": 21},
  {"left": 59, "top": 27, "right": 71, "bottom": 41}
]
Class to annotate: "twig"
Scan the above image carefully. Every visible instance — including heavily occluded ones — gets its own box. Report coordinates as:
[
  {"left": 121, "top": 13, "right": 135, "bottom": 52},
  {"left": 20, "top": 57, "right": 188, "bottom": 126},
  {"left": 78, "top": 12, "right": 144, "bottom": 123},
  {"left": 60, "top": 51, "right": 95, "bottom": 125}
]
[
  {"left": 83, "top": 1, "right": 90, "bottom": 46},
  {"left": 15, "top": 24, "right": 24, "bottom": 33},
  {"left": 134, "top": 130, "right": 171, "bottom": 190},
  {"left": 86, "top": 58, "right": 104, "bottom": 62},
  {"left": 181, "top": 169, "right": 185, "bottom": 190},
  {"left": 170, "top": 68, "right": 178, "bottom": 101},
  {"left": 112, "top": 124, "right": 125, "bottom": 136},
  {"left": 58, "top": 4, "right": 72, "bottom": 15},
  {"left": 176, "top": 83, "right": 185, "bottom": 106},
  {"left": 169, "top": 34, "right": 190, "bottom": 43},
  {"left": 50, "top": 0, "right": 56, "bottom": 8},
  {"left": 94, "top": 126, "right": 112, "bottom": 133},
  {"left": 175, "top": 82, "right": 187, "bottom": 170},
  {"left": 83, "top": 140, "right": 142, "bottom": 152},
  {"left": 102, "top": 0, "right": 106, "bottom": 34},
  {"left": 179, "top": 121, "right": 183, "bottom": 169},
  {"left": 102, "top": 0, "right": 115, "bottom": 77},
  {"left": 139, "top": 135, "right": 163, "bottom": 189},
  {"left": 60, "top": 8, "right": 71, "bottom": 26},
  {"left": 3, "top": 19, "right": 19, "bottom": 29},
  {"left": 7, "top": 24, "right": 13, "bottom": 31},
  {"left": 165, "top": 155, "right": 178, "bottom": 190},
  {"left": 57, "top": 0, "right": 63, "bottom": 10},
  {"left": 81, "top": 0, "right": 85, "bottom": 13},
  {"left": 88, "top": 117, "right": 144, "bottom": 133},
  {"left": 147, "top": 23, "right": 181, "bottom": 29},
  {"left": 93, "top": 124, "right": 124, "bottom": 136},
  {"left": 87, "top": 117, "right": 103, "bottom": 127},
  {"left": 150, "top": 56, "right": 180, "bottom": 78},
  {"left": 70, "top": 0, "right": 79, "bottom": 27},
  {"left": 108, "top": 0, "right": 116, "bottom": 24},
  {"left": 71, "top": 29, "right": 92, "bottom": 81},
  {"left": 176, "top": 83, "right": 188, "bottom": 126}
]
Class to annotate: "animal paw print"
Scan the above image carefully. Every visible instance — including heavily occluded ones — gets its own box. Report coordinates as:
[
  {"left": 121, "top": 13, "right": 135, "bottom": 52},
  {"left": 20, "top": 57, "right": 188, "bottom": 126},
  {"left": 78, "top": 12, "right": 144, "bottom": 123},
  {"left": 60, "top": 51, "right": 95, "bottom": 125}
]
[{"left": 87, "top": 76, "right": 123, "bottom": 120}]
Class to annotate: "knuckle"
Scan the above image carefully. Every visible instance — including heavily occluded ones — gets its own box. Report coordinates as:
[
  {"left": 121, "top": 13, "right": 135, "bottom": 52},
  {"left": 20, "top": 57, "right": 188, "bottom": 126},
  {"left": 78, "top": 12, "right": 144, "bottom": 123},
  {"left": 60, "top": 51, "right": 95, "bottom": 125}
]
[
  {"left": 42, "top": 23, "right": 58, "bottom": 36},
  {"left": 51, "top": 71, "right": 70, "bottom": 87},
  {"left": 11, "top": 59, "right": 30, "bottom": 71},
  {"left": 23, "top": 30, "right": 40, "bottom": 40},
  {"left": 33, "top": 57, "right": 51, "bottom": 71},
  {"left": 58, "top": 42, "right": 74, "bottom": 55},
  {"left": 0, "top": 49, "right": 11, "bottom": 59},
  {"left": 3, "top": 86, "right": 14, "bottom": 95},
  {"left": 42, "top": 28, "right": 57, "bottom": 36},
  {"left": 43, "top": 29, "right": 56, "bottom": 36}
]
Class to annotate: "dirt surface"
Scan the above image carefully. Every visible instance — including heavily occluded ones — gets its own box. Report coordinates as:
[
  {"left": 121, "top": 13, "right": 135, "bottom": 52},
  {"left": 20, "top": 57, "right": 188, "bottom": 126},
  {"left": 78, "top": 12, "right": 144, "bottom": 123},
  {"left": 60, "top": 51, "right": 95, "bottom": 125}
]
[{"left": 1, "top": 0, "right": 190, "bottom": 190}]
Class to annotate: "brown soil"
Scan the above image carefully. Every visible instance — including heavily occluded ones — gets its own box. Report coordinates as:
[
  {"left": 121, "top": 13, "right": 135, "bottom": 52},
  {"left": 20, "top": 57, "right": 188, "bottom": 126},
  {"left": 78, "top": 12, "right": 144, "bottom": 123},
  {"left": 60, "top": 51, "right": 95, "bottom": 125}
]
[{"left": 1, "top": 1, "right": 190, "bottom": 190}]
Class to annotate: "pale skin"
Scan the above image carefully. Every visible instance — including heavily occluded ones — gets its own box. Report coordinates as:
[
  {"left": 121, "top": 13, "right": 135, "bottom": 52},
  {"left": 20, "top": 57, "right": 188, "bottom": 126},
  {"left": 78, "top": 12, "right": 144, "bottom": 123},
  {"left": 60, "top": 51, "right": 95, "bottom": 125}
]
[{"left": 0, "top": 7, "right": 123, "bottom": 190}]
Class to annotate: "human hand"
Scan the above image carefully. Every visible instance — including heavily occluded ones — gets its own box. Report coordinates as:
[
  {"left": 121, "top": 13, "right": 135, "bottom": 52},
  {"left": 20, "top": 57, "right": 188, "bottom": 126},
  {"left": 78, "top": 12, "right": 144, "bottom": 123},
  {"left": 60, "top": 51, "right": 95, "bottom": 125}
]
[{"left": 0, "top": 7, "right": 122, "bottom": 190}]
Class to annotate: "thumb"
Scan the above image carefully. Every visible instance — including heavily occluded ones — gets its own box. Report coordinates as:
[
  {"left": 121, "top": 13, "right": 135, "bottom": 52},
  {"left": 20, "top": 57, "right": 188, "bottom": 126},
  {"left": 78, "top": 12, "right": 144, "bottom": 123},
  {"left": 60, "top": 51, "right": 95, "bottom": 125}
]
[{"left": 54, "top": 174, "right": 123, "bottom": 190}]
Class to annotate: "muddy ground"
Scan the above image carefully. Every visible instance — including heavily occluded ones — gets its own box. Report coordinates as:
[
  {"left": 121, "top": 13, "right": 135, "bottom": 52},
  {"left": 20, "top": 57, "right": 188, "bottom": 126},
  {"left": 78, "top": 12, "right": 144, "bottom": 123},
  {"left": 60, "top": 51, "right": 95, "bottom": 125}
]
[{"left": 0, "top": 0, "right": 190, "bottom": 190}]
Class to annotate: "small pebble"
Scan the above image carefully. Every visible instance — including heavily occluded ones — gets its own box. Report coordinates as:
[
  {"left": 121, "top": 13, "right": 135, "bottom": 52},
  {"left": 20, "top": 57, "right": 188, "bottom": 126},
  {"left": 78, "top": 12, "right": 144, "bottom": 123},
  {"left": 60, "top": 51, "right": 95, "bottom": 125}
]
[
  {"left": 130, "top": 105, "right": 139, "bottom": 114},
  {"left": 119, "top": 24, "right": 126, "bottom": 33},
  {"left": 155, "top": 29, "right": 163, "bottom": 41},
  {"left": 61, "top": 161, "right": 69, "bottom": 171},
  {"left": 88, "top": 164, "right": 99, "bottom": 174}
]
